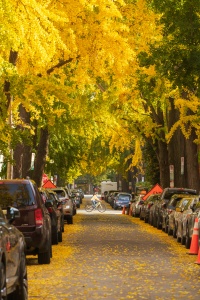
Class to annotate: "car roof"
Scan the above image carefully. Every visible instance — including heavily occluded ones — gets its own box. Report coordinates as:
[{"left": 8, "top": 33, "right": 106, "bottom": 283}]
[
  {"left": 161, "top": 188, "right": 197, "bottom": 199},
  {"left": 0, "top": 179, "right": 33, "bottom": 184}
]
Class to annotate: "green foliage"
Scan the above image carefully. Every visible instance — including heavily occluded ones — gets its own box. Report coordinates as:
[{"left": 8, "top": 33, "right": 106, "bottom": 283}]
[
  {"left": 150, "top": 0, "right": 200, "bottom": 91},
  {"left": 142, "top": 142, "right": 160, "bottom": 186}
]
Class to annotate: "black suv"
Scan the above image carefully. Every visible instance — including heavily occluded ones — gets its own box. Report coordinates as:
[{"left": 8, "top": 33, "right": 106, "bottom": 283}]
[
  {"left": 0, "top": 205, "right": 28, "bottom": 299},
  {"left": 153, "top": 187, "right": 198, "bottom": 230},
  {"left": 0, "top": 179, "right": 52, "bottom": 264}
]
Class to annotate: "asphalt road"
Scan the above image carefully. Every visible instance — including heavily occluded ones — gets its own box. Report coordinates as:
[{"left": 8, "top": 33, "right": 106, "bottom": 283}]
[{"left": 27, "top": 197, "right": 200, "bottom": 300}]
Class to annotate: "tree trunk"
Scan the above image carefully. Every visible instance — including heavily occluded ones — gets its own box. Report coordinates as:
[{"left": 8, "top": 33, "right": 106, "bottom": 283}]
[
  {"left": 13, "top": 105, "right": 32, "bottom": 178},
  {"left": 168, "top": 98, "right": 186, "bottom": 187},
  {"left": 157, "top": 139, "right": 169, "bottom": 188},
  {"left": 33, "top": 127, "right": 49, "bottom": 187},
  {"left": 185, "top": 127, "right": 200, "bottom": 193},
  {"left": 13, "top": 144, "right": 23, "bottom": 178}
]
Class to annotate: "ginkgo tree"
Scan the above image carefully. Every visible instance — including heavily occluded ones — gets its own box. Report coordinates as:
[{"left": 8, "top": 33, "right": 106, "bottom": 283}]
[
  {"left": 96, "top": 0, "right": 200, "bottom": 190},
  {"left": 139, "top": 0, "right": 200, "bottom": 190},
  {"left": 0, "top": 0, "right": 135, "bottom": 185},
  {"left": 1, "top": 0, "right": 200, "bottom": 191}
]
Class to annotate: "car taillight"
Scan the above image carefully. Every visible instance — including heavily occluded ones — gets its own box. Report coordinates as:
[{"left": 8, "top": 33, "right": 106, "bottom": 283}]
[
  {"left": 35, "top": 209, "right": 43, "bottom": 226},
  {"left": 47, "top": 207, "right": 53, "bottom": 213}
]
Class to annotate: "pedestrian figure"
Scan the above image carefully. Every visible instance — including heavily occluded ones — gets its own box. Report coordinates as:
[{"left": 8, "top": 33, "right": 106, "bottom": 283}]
[{"left": 91, "top": 192, "right": 101, "bottom": 207}]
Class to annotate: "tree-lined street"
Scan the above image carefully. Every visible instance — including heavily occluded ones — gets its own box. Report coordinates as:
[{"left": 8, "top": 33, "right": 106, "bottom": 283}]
[
  {"left": 1, "top": 1, "right": 200, "bottom": 192},
  {"left": 27, "top": 200, "right": 200, "bottom": 300}
]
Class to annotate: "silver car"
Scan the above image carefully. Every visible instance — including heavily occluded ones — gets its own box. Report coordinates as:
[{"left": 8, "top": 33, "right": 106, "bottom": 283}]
[
  {"left": 179, "top": 198, "right": 200, "bottom": 248},
  {"left": 50, "top": 187, "right": 74, "bottom": 224},
  {"left": 131, "top": 195, "right": 145, "bottom": 217}
]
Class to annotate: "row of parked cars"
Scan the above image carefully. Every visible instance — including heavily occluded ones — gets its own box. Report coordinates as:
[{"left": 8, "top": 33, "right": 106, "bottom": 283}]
[
  {"left": 104, "top": 190, "right": 132, "bottom": 210},
  {"left": 130, "top": 187, "right": 200, "bottom": 249},
  {"left": 0, "top": 179, "right": 83, "bottom": 299}
]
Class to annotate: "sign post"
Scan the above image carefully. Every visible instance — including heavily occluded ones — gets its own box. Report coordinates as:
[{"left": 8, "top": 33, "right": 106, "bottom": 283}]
[{"left": 170, "top": 165, "right": 174, "bottom": 188}]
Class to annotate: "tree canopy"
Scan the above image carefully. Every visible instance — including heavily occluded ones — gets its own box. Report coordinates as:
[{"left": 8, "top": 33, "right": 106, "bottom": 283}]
[{"left": 1, "top": 0, "right": 200, "bottom": 191}]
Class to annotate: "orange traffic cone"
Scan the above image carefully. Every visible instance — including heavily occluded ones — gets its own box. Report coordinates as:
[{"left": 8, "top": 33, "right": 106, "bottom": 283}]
[
  {"left": 188, "top": 218, "right": 199, "bottom": 255},
  {"left": 122, "top": 206, "right": 126, "bottom": 214},
  {"left": 195, "top": 247, "right": 200, "bottom": 265}
]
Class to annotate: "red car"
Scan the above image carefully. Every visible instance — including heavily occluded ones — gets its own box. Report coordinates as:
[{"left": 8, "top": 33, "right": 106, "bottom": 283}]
[{"left": 0, "top": 179, "right": 52, "bottom": 264}]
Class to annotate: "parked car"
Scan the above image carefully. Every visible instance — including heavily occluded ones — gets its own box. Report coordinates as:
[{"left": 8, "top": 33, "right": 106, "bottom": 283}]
[
  {"left": 64, "top": 187, "right": 77, "bottom": 215},
  {"left": 109, "top": 191, "right": 120, "bottom": 208},
  {"left": 152, "top": 187, "right": 198, "bottom": 230},
  {"left": 49, "top": 187, "right": 74, "bottom": 224},
  {"left": 47, "top": 189, "right": 65, "bottom": 232},
  {"left": 178, "top": 197, "right": 200, "bottom": 248},
  {"left": 0, "top": 179, "right": 52, "bottom": 264},
  {"left": 0, "top": 205, "right": 28, "bottom": 299},
  {"left": 162, "top": 194, "right": 194, "bottom": 234},
  {"left": 72, "top": 189, "right": 84, "bottom": 204},
  {"left": 70, "top": 190, "right": 81, "bottom": 208},
  {"left": 149, "top": 196, "right": 162, "bottom": 226},
  {"left": 78, "top": 189, "right": 84, "bottom": 203},
  {"left": 103, "top": 191, "right": 108, "bottom": 202},
  {"left": 168, "top": 195, "right": 195, "bottom": 238},
  {"left": 131, "top": 195, "right": 145, "bottom": 217},
  {"left": 105, "top": 190, "right": 119, "bottom": 203},
  {"left": 113, "top": 192, "right": 132, "bottom": 210},
  {"left": 39, "top": 188, "right": 63, "bottom": 244},
  {"left": 139, "top": 194, "right": 161, "bottom": 223}
]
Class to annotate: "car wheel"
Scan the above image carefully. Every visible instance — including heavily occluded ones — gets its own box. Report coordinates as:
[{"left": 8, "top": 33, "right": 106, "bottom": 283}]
[
  {"left": 10, "top": 252, "right": 28, "bottom": 300},
  {"left": 177, "top": 234, "right": 181, "bottom": 243},
  {"left": 173, "top": 225, "right": 177, "bottom": 238},
  {"left": 181, "top": 235, "right": 186, "bottom": 245},
  {"left": 165, "top": 220, "right": 168, "bottom": 233},
  {"left": 52, "top": 225, "right": 58, "bottom": 245},
  {"left": 38, "top": 239, "right": 51, "bottom": 264},
  {"left": 67, "top": 215, "right": 73, "bottom": 224},
  {"left": 58, "top": 230, "right": 62, "bottom": 242},
  {"left": 168, "top": 225, "right": 172, "bottom": 236},
  {"left": 153, "top": 217, "right": 157, "bottom": 227},
  {"left": 185, "top": 226, "right": 191, "bottom": 249},
  {"left": 156, "top": 216, "right": 161, "bottom": 229},
  {"left": 0, "top": 261, "right": 7, "bottom": 300},
  {"left": 61, "top": 216, "right": 65, "bottom": 232}
]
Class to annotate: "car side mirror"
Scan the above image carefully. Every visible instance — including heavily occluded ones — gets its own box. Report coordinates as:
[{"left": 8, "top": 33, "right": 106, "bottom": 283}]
[{"left": 191, "top": 202, "right": 197, "bottom": 210}]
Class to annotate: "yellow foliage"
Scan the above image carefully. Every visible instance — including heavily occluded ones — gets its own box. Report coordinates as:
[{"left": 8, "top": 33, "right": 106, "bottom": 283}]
[{"left": 166, "top": 90, "right": 200, "bottom": 142}]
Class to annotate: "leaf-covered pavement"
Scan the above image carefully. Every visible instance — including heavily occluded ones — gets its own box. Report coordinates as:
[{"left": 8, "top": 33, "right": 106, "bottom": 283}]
[{"left": 27, "top": 204, "right": 200, "bottom": 300}]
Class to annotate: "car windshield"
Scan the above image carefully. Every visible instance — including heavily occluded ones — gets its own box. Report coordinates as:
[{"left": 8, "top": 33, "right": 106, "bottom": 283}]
[
  {"left": 0, "top": 183, "right": 33, "bottom": 208},
  {"left": 163, "top": 189, "right": 197, "bottom": 200},
  {"left": 54, "top": 190, "right": 66, "bottom": 198},
  {"left": 118, "top": 195, "right": 131, "bottom": 201}
]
